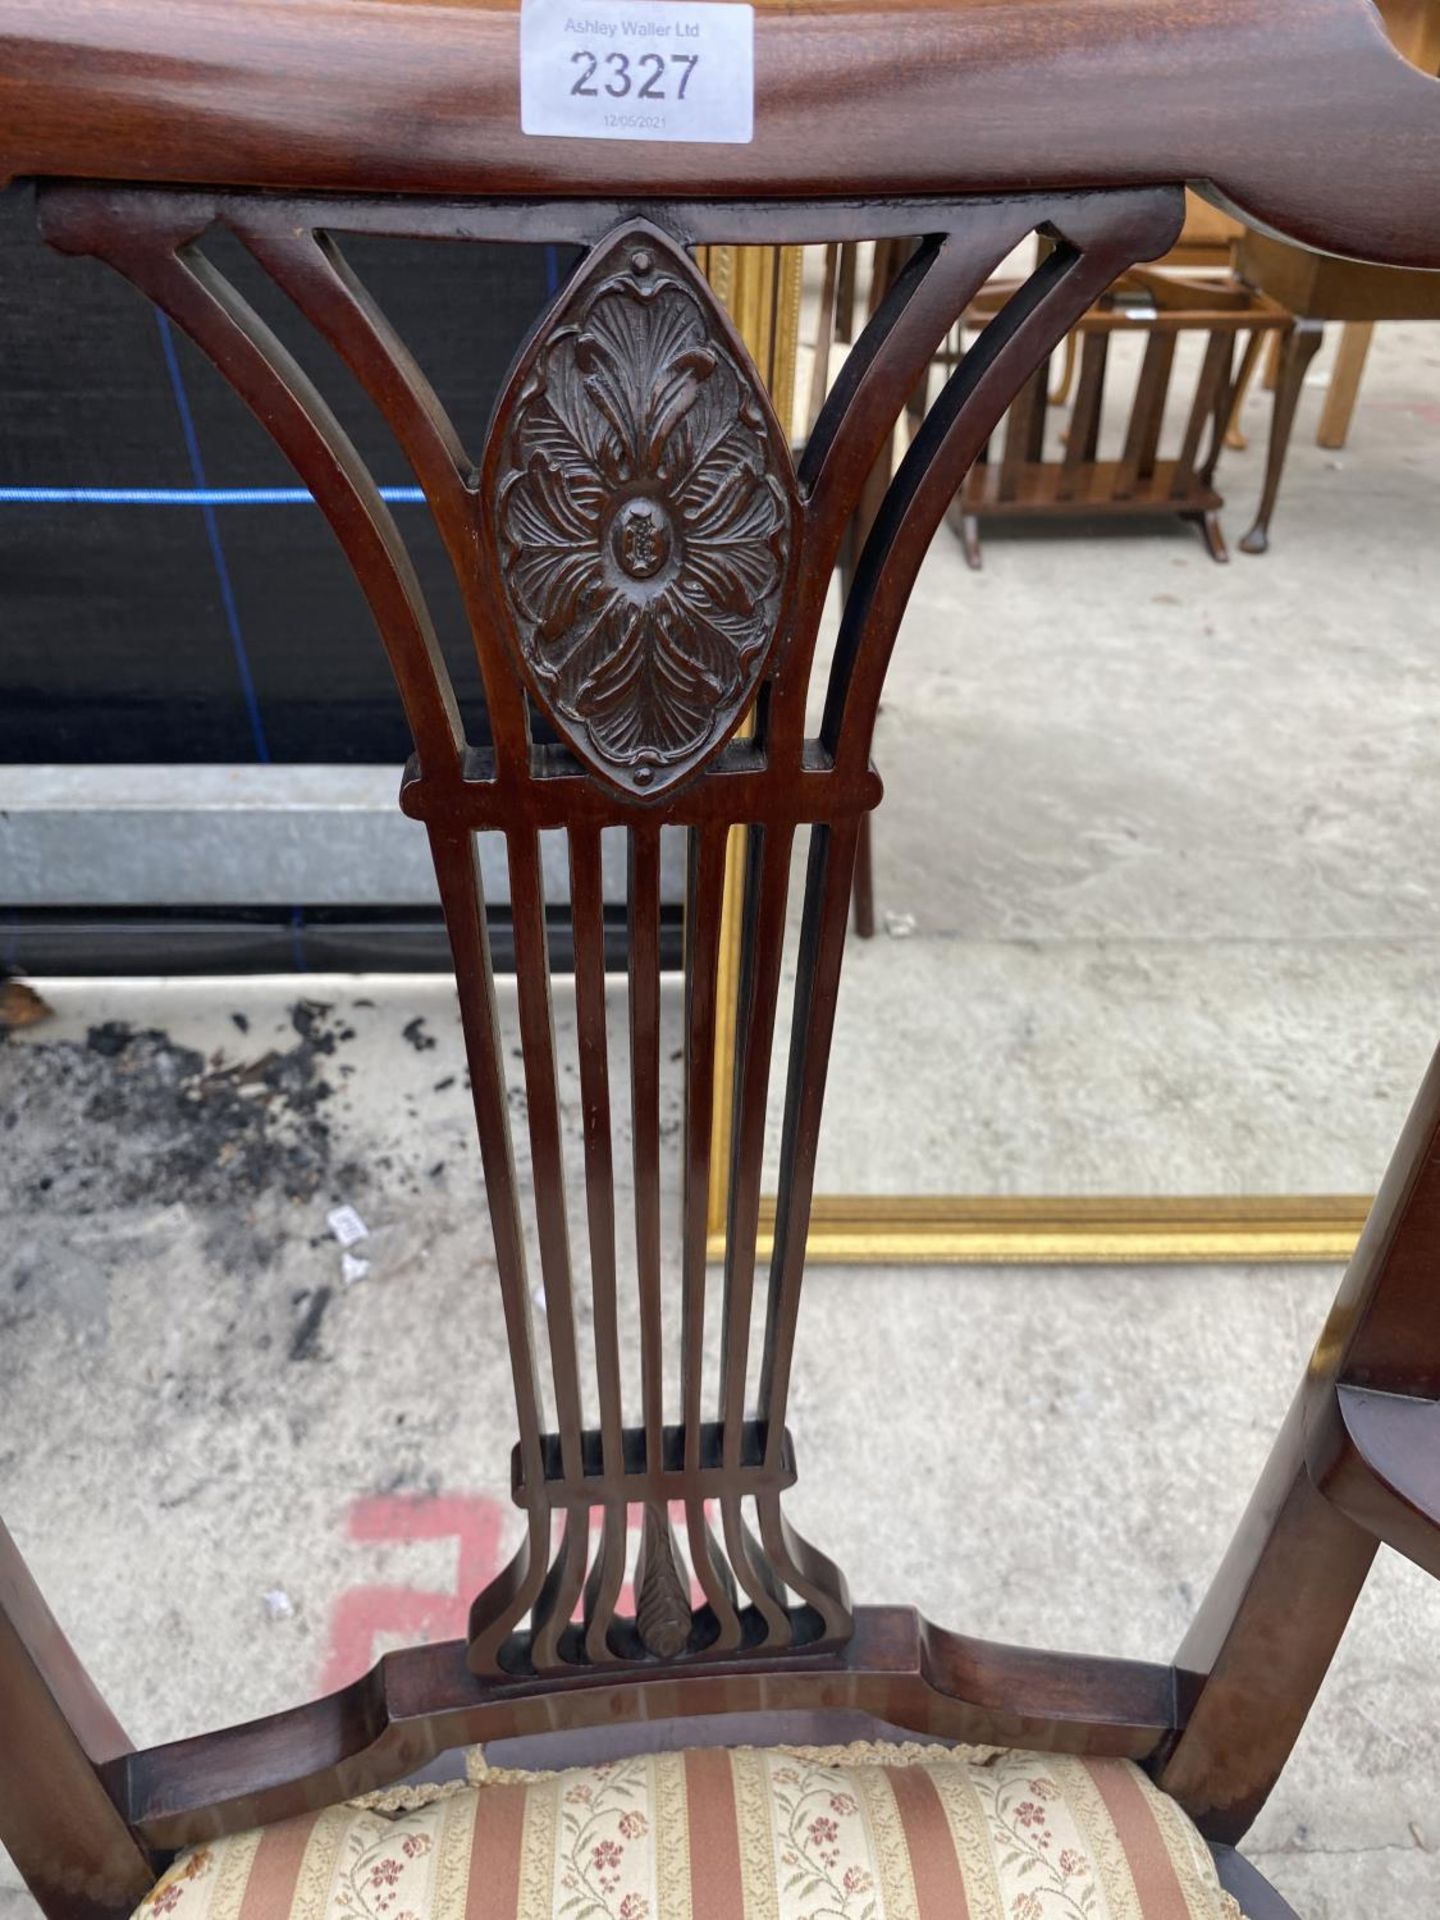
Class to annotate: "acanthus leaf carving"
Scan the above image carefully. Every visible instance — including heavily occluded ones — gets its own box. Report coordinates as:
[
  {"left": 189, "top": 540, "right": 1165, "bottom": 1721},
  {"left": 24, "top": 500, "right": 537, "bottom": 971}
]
[
  {"left": 484, "top": 221, "right": 798, "bottom": 798},
  {"left": 633, "top": 1503, "right": 694, "bottom": 1659}
]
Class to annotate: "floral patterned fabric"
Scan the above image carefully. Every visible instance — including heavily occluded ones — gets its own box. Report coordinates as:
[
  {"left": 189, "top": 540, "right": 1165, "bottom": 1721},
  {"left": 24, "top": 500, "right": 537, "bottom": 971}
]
[{"left": 130, "top": 1742, "right": 1247, "bottom": 1920}]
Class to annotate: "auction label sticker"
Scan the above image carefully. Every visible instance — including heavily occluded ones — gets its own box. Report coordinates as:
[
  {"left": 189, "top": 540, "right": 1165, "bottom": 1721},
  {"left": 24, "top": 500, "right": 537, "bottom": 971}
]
[{"left": 521, "top": 0, "right": 754, "bottom": 143}]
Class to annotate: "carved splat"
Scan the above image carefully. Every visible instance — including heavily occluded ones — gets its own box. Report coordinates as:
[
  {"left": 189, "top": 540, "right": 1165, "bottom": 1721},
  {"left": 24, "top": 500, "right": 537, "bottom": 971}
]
[
  {"left": 10, "top": 22, "right": 1431, "bottom": 1872},
  {"left": 37, "top": 181, "right": 1182, "bottom": 1690},
  {"left": 483, "top": 222, "right": 798, "bottom": 799}
]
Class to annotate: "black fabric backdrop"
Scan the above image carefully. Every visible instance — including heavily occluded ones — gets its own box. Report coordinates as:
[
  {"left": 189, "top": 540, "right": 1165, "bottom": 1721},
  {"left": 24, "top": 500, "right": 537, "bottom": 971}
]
[{"left": 0, "top": 182, "right": 576, "bottom": 766}]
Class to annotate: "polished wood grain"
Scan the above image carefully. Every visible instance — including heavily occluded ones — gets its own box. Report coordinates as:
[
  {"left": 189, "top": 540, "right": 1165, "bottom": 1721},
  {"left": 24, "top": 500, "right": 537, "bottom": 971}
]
[
  {"left": 1159, "top": 1042, "right": 1440, "bottom": 1835},
  {"left": 3, "top": 0, "right": 1440, "bottom": 267},
  {"left": 96, "top": 1608, "right": 1181, "bottom": 1854},
  {"left": 4, "top": 8, "right": 1440, "bottom": 1916},
  {"left": 0, "top": 1522, "right": 153, "bottom": 1920},
  {"left": 30, "top": 181, "right": 1184, "bottom": 1711}
]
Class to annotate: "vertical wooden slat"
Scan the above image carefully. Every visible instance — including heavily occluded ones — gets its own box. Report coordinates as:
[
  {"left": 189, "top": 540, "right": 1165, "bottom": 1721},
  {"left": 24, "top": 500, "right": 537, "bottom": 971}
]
[
  {"left": 679, "top": 824, "right": 744, "bottom": 1649},
  {"left": 569, "top": 826, "right": 623, "bottom": 1467},
  {"left": 1173, "top": 329, "right": 1233, "bottom": 496},
  {"left": 759, "top": 821, "right": 859, "bottom": 1453},
  {"left": 714, "top": 824, "right": 797, "bottom": 1640},
  {"left": 568, "top": 826, "right": 626, "bottom": 1662},
  {"left": 1025, "top": 353, "right": 1050, "bottom": 458},
  {"left": 1113, "top": 329, "right": 1177, "bottom": 499},
  {"left": 750, "top": 822, "right": 860, "bottom": 1643},
  {"left": 681, "top": 826, "right": 730, "bottom": 1459},
  {"left": 998, "top": 362, "right": 1045, "bottom": 500},
  {"left": 1058, "top": 328, "right": 1109, "bottom": 500},
  {"left": 706, "top": 815, "right": 752, "bottom": 1241},
  {"left": 1197, "top": 328, "right": 1240, "bottom": 490},
  {"left": 719, "top": 823, "right": 796, "bottom": 1452},
  {"left": 530, "top": 1510, "right": 591, "bottom": 1672},
  {"left": 506, "top": 830, "right": 583, "bottom": 1478},
  {"left": 628, "top": 822, "right": 666, "bottom": 1461},
  {"left": 431, "top": 826, "right": 554, "bottom": 1671},
  {"left": 628, "top": 822, "right": 693, "bottom": 1655},
  {"left": 507, "top": 829, "right": 587, "bottom": 1670},
  {"left": 430, "top": 827, "right": 545, "bottom": 1476}
]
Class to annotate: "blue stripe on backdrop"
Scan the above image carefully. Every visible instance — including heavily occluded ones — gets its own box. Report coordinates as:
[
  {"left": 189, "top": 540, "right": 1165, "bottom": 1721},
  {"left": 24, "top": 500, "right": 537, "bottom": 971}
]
[{"left": 0, "top": 485, "right": 427, "bottom": 504}]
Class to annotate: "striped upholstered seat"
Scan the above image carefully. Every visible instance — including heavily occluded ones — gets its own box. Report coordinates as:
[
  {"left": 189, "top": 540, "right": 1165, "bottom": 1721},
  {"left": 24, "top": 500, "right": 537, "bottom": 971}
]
[{"left": 131, "top": 1745, "right": 1245, "bottom": 1920}]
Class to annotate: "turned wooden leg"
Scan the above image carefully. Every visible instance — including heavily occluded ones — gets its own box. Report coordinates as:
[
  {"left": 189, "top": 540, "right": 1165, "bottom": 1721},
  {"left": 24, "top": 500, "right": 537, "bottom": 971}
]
[
  {"left": 1262, "top": 326, "right": 1283, "bottom": 391},
  {"left": 851, "top": 811, "right": 876, "bottom": 939},
  {"left": 963, "top": 510, "right": 990, "bottom": 568},
  {"left": 1240, "top": 319, "right": 1323, "bottom": 556},
  {"left": 1224, "top": 328, "right": 1267, "bottom": 452},
  {"left": 1186, "top": 509, "right": 1230, "bottom": 564},
  {"left": 1317, "top": 320, "right": 1375, "bottom": 451}
]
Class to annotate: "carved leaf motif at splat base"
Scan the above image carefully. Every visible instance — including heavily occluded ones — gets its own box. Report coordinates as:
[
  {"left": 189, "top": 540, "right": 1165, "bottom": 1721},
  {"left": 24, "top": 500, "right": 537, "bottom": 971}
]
[
  {"left": 485, "top": 221, "right": 798, "bottom": 797},
  {"left": 633, "top": 1505, "right": 693, "bottom": 1658}
]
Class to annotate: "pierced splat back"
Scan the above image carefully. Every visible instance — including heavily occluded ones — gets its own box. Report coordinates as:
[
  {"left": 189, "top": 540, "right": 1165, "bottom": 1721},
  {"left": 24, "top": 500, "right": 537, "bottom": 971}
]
[
  {"left": 36, "top": 182, "right": 1186, "bottom": 1678},
  {"left": 9, "top": 6, "right": 1440, "bottom": 1913}
]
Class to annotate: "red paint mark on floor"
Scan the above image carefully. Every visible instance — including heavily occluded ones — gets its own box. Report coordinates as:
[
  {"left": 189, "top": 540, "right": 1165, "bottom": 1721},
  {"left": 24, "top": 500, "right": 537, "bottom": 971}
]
[
  {"left": 321, "top": 1493, "right": 507, "bottom": 1692},
  {"left": 322, "top": 1495, "right": 715, "bottom": 1690}
]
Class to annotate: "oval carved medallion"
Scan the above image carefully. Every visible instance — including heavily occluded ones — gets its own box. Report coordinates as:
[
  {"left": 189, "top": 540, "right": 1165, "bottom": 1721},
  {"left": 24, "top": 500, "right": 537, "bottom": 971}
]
[{"left": 485, "top": 222, "right": 798, "bottom": 797}]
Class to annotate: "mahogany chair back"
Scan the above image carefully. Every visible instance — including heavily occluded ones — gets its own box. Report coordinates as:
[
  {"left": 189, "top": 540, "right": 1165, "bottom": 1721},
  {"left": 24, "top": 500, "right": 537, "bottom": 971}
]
[{"left": 2, "top": 4, "right": 1439, "bottom": 1918}]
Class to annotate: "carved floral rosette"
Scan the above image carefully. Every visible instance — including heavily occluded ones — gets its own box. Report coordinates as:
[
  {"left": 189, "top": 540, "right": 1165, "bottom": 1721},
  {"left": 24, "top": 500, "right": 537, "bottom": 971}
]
[{"left": 485, "top": 222, "right": 798, "bottom": 797}]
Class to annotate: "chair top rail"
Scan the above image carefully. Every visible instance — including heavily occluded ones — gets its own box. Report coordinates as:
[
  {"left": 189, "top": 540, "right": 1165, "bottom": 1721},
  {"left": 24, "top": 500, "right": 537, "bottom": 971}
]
[{"left": 1, "top": 0, "right": 1439, "bottom": 268}]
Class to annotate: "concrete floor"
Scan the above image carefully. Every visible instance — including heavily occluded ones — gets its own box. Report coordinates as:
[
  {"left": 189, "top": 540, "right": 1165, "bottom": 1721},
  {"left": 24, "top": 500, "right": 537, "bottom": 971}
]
[{"left": 4, "top": 317, "right": 1440, "bottom": 1917}]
